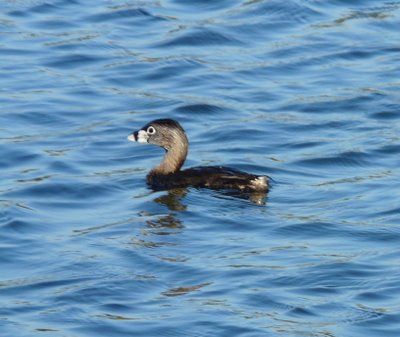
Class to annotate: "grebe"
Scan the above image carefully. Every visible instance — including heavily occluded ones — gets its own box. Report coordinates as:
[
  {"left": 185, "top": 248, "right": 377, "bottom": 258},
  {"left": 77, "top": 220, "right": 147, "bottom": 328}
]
[{"left": 128, "top": 119, "right": 269, "bottom": 192}]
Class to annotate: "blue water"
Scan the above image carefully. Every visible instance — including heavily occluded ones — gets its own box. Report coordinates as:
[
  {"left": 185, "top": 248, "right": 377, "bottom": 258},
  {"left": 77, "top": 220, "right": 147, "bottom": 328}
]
[{"left": 1, "top": 1, "right": 400, "bottom": 336}]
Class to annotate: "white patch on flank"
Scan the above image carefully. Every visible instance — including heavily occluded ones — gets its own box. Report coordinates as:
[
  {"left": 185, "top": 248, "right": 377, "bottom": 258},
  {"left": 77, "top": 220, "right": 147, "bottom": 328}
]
[{"left": 250, "top": 176, "right": 268, "bottom": 190}]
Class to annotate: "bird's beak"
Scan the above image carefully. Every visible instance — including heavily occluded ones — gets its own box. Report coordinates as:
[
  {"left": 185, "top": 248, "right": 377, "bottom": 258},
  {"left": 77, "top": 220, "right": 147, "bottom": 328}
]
[{"left": 127, "top": 130, "right": 148, "bottom": 143}]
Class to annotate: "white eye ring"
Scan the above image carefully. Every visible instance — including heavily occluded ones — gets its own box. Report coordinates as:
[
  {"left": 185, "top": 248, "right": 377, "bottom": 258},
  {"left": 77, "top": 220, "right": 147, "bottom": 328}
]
[{"left": 147, "top": 126, "right": 156, "bottom": 135}]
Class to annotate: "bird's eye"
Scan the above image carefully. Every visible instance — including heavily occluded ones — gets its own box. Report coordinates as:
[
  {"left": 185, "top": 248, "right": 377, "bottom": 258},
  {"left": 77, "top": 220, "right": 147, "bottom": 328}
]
[{"left": 147, "top": 126, "right": 156, "bottom": 134}]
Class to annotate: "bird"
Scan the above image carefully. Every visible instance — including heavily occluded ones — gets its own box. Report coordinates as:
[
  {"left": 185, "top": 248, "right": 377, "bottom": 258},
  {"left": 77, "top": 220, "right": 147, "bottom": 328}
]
[{"left": 128, "top": 119, "right": 269, "bottom": 192}]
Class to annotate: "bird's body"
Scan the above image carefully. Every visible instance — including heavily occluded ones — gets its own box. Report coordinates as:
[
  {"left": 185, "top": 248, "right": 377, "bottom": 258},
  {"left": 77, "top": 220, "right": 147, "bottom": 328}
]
[
  {"left": 128, "top": 119, "right": 269, "bottom": 192},
  {"left": 148, "top": 165, "right": 268, "bottom": 192}
]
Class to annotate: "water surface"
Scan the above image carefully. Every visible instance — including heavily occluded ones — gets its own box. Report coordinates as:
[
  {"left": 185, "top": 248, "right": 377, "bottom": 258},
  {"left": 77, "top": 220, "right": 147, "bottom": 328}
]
[{"left": 1, "top": 1, "right": 400, "bottom": 336}]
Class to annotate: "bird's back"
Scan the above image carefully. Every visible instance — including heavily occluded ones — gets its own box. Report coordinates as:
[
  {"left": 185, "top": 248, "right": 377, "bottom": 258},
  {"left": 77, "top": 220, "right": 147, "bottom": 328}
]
[{"left": 147, "top": 166, "right": 269, "bottom": 192}]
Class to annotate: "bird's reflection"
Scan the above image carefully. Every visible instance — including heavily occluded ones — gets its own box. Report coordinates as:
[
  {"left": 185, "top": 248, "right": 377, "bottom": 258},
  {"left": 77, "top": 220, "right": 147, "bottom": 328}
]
[
  {"left": 133, "top": 187, "right": 266, "bottom": 252},
  {"left": 141, "top": 187, "right": 266, "bottom": 238},
  {"left": 153, "top": 187, "right": 267, "bottom": 208},
  {"left": 141, "top": 188, "right": 188, "bottom": 236},
  {"left": 153, "top": 188, "right": 188, "bottom": 211},
  {"left": 218, "top": 190, "right": 268, "bottom": 205},
  {"left": 145, "top": 213, "right": 184, "bottom": 235}
]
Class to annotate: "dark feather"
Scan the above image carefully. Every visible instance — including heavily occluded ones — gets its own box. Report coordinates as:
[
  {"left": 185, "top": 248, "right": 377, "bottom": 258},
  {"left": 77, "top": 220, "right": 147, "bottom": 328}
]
[{"left": 148, "top": 166, "right": 269, "bottom": 192}]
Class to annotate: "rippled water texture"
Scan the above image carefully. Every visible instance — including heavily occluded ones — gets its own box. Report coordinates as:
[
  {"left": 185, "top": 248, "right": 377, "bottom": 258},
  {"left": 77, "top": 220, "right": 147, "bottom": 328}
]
[{"left": 1, "top": 1, "right": 400, "bottom": 336}]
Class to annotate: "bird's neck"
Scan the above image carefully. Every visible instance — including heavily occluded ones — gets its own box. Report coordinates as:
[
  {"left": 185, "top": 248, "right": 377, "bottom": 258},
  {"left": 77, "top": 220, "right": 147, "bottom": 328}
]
[{"left": 150, "top": 140, "right": 188, "bottom": 176}]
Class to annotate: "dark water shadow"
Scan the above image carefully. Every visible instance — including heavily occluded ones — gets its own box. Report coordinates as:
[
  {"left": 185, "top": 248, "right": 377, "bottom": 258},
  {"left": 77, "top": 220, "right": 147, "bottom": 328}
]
[
  {"left": 153, "top": 188, "right": 188, "bottom": 212},
  {"left": 139, "top": 189, "right": 188, "bottom": 237},
  {"left": 153, "top": 187, "right": 268, "bottom": 209},
  {"left": 217, "top": 190, "right": 268, "bottom": 206}
]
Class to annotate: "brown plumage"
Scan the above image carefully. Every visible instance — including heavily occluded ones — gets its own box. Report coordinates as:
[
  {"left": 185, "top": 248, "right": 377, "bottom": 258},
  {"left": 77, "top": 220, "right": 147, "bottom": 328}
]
[{"left": 128, "top": 119, "right": 269, "bottom": 192}]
